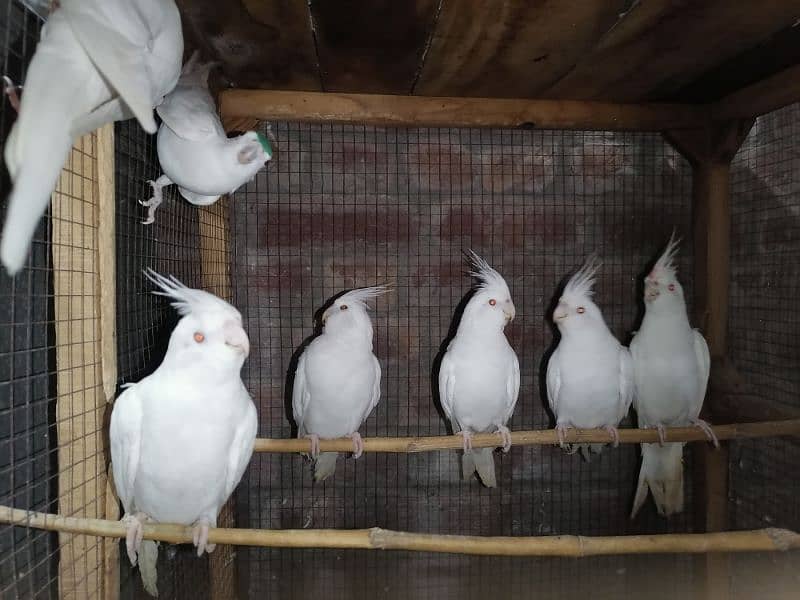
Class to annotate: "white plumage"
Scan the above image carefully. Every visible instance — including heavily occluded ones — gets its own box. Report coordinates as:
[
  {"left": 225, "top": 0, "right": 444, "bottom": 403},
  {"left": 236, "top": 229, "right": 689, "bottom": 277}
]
[
  {"left": 438, "top": 252, "right": 519, "bottom": 487},
  {"left": 1, "top": 0, "right": 183, "bottom": 274},
  {"left": 292, "top": 286, "right": 388, "bottom": 481},
  {"left": 630, "top": 234, "right": 716, "bottom": 518},
  {"left": 139, "top": 51, "right": 273, "bottom": 224},
  {"left": 110, "top": 271, "right": 257, "bottom": 596},
  {"left": 546, "top": 257, "right": 634, "bottom": 460}
]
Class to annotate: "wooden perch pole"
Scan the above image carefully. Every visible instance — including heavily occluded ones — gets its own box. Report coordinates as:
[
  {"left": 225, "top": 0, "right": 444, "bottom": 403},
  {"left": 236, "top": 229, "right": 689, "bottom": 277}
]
[
  {"left": 0, "top": 506, "right": 797, "bottom": 558},
  {"left": 256, "top": 419, "right": 800, "bottom": 453}
]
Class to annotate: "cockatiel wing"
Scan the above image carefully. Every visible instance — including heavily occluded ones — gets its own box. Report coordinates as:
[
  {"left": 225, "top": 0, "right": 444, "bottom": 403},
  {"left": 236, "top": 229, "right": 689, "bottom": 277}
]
[
  {"left": 292, "top": 351, "right": 311, "bottom": 436},
  {"left": 157, "top": 87, "right": 220, "bottom": 141},
  {"left": 618, "top": 347, "right": 635, "bottom": 422},
  {"left": 545, "top": 348, "right": 562, "bottom": 417},
  {"left": 109, "top": 383, "right": 143, "bottom": 513},
  {"left": 438, "top": 350, "right": 457, "bottom": 425},
  {"left": 223, "top": 386, "right": 258, "bottom": 499},
  {"left": 62, "top": 0, "right": 180, "bottom": 134},
  {"left": 691, "top": 330, "right": 710, "bottom": 418},
  {"left": 504, "top": 354, "right": 520, "bottom": 423},
  {"left": 363, "top": 355, "right": 382, "bottom": 423}
]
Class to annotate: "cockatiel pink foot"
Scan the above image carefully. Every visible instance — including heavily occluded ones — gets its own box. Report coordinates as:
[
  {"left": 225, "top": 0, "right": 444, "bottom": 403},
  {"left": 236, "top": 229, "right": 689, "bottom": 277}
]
[
  {"left": 691, "top": 418, "right": 719, "bottom": 448},
  {"left": 603, "top": 424, "right": 620, "bottom": 447},
  {"left": 656, "top": 424, "right": 667, "bottom": 446},
  {"left": 459, "top": 429, "right": 473, "bottom": 452},
  {"left": 122, "top": 512, "right": 148, "bottom": 565},
  {"left": 496, "top": 425, "right": 512, "bottom": 453},
  {"left": 350, "top": 432, "right": 364, "bottom": 459},
  {"left": 192, "top": 519, "right": 216, "bottom": 556},
  {"left": 2, "top": 76, "right": 21, "bottom": 112},
  {"left": 555, "top": 424, "right": 570, "bottom": 448},
  {"left": 305, "top": 433, "right": 320, "bottom": 458},
  {"left": 139, "top": 175, "right": 171, "bottom": 225}
]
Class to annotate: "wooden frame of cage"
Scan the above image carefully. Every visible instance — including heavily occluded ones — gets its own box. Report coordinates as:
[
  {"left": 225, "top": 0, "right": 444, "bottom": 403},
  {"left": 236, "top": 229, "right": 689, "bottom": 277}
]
[{"left": 3, "top": 63, "right": 799, "bottom": 600}]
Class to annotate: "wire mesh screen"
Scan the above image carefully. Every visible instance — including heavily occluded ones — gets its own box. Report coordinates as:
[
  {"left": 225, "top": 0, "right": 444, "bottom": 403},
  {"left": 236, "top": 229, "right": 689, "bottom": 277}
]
[
  {"left": 729, "top": 102, "right": 800, "bottom": 533},
  {"left": 231, "top": 122, "right": 698, "bottom": 598}
]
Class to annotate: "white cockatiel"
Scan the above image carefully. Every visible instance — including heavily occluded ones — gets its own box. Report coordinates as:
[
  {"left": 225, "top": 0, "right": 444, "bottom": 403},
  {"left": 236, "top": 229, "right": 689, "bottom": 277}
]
[
  {"left": 292, "top": 286, "right": 388, "bottom": 481},
  {"left": 110, "top": 271, "right": 257, "bottom": 596},
  {"left": 438, "top": 252, "right": 519, "bottom": 488},
  {"left": 1, "top": 0, "right": 183, "bottom": 274},
  {"left": 546, "top": 257, "right": 634, "bottom": 460},
  {"left": 139, "top": 51, "right": 273, "bottom": 225},
  {"left": 630, "top": 235, "right": 717, "bottom": 518}
]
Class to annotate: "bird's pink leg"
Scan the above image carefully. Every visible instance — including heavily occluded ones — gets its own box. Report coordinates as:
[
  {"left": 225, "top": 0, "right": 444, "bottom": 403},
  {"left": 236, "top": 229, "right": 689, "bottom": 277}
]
[
  {"left": 459, "top": 429, "right": 473, "bottom": 452},
  {"left": 603, "top": 425, "right": 620, "bottom": 447},
  {"left": 2, "top": 76, "right": 21, "bottom": 113},
  {"left": 192, "top": 518, "right": 216, "bottom": 556},
  {"left": 555, "top": 424, "right": 570, "bottom": 448},
  {"left": 656, "top": 424, "right": 667, "bottom": 446},
  {"left": 122, "top": 512, "right": 148, "bottom": 565},
  {"left": 139, "top": 175, "right": 171, "bottom": 225},
  {"left": 350, "top": 432, "right": 364, "bottom": 459},
  {"left": 495, "top": 425, "right": 512, "bottom": 453},
  {"left": 305, "top": 433, "right": 320, "bottom": 458},
  {"left": 691, "top": 418, "right": 720, "bottom": 448}
]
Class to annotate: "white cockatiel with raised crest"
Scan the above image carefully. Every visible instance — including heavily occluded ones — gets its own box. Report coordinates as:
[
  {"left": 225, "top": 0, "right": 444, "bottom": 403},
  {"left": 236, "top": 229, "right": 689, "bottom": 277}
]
[
  {"left": 139, "top": 51, "right": 273, "bottom": 225},
  {"left": 630, "top": 234, "right": 716, "bottom": 518},
  {"left": 110, "top": 271, "right": 257, "bottom": 596},
  {"left": 292, "top": 286, "right": 388, "bottom": 481},
  {"left": 1, "top": 0, "right": 183, "bottom": 274},
  {"left": 546, "top": 257, "right": 634, "bottom": 460},
  {"left": 438, "top": 252, "right": 519, "bottom": 488}
]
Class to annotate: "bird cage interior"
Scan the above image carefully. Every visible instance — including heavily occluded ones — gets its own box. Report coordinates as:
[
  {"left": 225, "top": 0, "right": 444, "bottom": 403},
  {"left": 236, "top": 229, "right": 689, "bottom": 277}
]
[{"left": 1, "top": 1, "right": 799, "bottom": 599}]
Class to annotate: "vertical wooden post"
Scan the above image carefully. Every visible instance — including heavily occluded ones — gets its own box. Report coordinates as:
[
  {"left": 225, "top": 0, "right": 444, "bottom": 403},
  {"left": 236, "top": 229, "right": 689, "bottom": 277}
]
[
  {"left": 663, "top": 119, "right": 754, "bottom": 600},
  {"left": 52, "top": 123, "right": 118, "bottom": 599},
  {"left": 198, "top": 198, "right": 237, "bottom": 600}
]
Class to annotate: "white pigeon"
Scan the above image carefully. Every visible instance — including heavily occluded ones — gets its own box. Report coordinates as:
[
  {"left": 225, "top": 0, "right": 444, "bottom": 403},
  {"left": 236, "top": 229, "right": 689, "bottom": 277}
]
[
  {"left": 630, "top": 235, "right": 717, "bottom": 518},
  {"left": 546, "top": 257, "right": 634, "bottom": 461},
  {"left": 292, "top": 286, "right": 388, "bottom": 481},
  {"left": 438, "top": 252, "right": 519, "bottom": 488},
  {"left": 110, "top": 271, "right": 257, "bottom": 596},
  {"left": 1, "top": 0, "right": 183, "bottom": 274},
  {"left": 139, "top": 51, "right": 273, "bottom": 225}
]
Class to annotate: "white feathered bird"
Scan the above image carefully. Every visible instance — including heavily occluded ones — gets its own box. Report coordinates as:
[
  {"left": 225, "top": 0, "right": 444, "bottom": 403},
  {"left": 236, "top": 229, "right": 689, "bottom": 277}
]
[
  {"left": 292, "top": 286, "right": 388, "bottom": 481},
  {"left": 546, "top": 257, "right": 634, "bottom": 460},
  {"left": 139, "top": 51, "right": 273, "bottom": 224},
  {"left": 1, "top": 0, "right": 183, "bottom": 274},
  {"left": 438, "top": 252, "right": 519, "bottom": 487},
  {"left": 110, "top": 271, "right": 257, "bottom": 596},
  {"left": 630, "top": 235, "right": 717, "bottom": 518}
]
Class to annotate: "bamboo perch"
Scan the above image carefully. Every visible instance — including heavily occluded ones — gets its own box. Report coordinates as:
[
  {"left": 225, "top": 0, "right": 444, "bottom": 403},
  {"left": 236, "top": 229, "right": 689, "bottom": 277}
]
[
  {"left": 0, "top": 506, "right": 797, "bottom": 558},
  {"left": 255, "top": 419, "right": 800, "bottom": 453}
]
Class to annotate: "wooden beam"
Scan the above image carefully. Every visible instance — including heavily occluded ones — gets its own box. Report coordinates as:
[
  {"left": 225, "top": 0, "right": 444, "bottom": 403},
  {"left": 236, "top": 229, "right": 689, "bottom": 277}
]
[
  {"left": 2, "top": 506, "right": 800, "bottom": 557},
  {"left": 713, "top": 63, "right": 800, "bottom": 120},
  {"left": 52, "top": 131, "right": 110, "bottom": 599},
  {"left": 251, "top": 420, "right": 800, "bottom": 453},
  {"left": 220, "top": 89, "right": 708, "bottom": 131},
  {"left": 710, "top": 359, "right": 800, "bottom": 424}
]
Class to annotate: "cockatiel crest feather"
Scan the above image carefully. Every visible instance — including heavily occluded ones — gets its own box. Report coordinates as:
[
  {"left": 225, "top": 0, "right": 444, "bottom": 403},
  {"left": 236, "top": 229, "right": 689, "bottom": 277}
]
[
  {"left": 562, "top": 254, "right": 600, "bottom": 303},
  {"left": 144, "top": 268, "right": 239, "bottom": 318},
  {"left": 466, "top": 250, "right": 510, "bottom": 295},
  {"left": 335, "top": 285, "right": 391, "bottom": 309},
  {"left": 649, "top": 231, "right": 681, "bottom": 280}
]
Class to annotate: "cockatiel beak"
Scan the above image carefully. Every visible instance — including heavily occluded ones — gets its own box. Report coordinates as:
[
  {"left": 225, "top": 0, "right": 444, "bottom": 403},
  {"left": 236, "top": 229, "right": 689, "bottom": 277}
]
[
  {"left": 644, "top": 276, "right": 660, "bottom": 302},
  {"left": 503, "top": 303, "right": 516, "bottom": 322},
  {"left": 223, "top": 320, "right": 250, "bottom": 357},
  {"left": 553, "top": 301, "right": 568, "bottom": 321}
]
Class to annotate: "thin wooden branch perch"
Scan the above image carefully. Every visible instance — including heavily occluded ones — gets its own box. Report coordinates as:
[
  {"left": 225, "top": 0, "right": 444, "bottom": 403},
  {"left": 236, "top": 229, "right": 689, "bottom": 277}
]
[
  {"left": 255, "top": 419, "right": 800, "bottom": 453},
  {"left": 0, "top": 506, "right": 797, "bottom": 557}
]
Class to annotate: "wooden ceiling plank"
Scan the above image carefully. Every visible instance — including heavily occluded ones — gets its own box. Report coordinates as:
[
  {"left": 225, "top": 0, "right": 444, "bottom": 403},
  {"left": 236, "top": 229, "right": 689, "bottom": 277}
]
[
  {"left": 713, "top": 64, "right": 800, "bottom": 120},
  {"left": 544, "top": 1, "right": 800, "bottom": 102},
  {"left": 176, "top": 0, "right": 321, "bottom": 91},
  {"left": 219, "top": 89, "right": 708, "bottom": 131},
  {"left": 309, "top": 0, "right": 440, "bottom": 94},
  {"left": 415, "top": 0, "right": 629, "bottom": 98}
]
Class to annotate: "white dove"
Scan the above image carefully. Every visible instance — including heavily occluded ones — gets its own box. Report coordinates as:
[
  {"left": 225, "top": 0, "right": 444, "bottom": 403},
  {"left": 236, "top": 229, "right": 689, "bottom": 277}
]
[
  {"left": 292, "top": 286, "right": 388, "bottom": 481},
  {"left": 630, "top": 234, "right": 717, "bottom": 518},
  {"left": 110, "top": 271, "right": 257, "bottom": 596},
  {"left": 546, "top": 257, "right": 634, "bottom": 461},
  {"left": 438, "top": 252, "right": 519, "bottom": 488},
  {"left": 139, "top": 51, "right": 273, "bottom": 225},
  {"left": 1, "top": 0, "right": 183, "bottom": 274}
]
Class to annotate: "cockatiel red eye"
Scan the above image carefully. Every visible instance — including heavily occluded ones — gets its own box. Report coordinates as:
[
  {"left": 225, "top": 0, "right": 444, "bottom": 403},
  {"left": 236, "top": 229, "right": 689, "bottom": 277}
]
[
  {"left": 577, "top": 307, "right": 585, "bottom": 314},
  {"left": 668, "top": 284, "right": 675, "bottom": 291},
  {"left": 193, "top": 332, "right": 205, "bottom": 343},
  {"left": 489, "top": 299, "right": 497, "bottom": 306}
]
